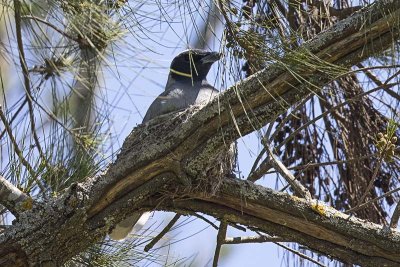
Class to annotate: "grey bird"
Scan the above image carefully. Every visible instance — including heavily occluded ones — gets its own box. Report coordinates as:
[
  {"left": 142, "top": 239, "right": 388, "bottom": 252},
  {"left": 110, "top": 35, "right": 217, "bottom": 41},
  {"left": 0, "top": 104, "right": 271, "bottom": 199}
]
[{"left": 109, "top": 49, "right": 223, "bottom": 241}]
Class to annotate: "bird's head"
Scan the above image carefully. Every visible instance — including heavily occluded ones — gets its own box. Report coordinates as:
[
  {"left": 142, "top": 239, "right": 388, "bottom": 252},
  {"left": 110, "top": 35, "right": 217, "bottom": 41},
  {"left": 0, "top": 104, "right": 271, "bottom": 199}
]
[{"left": 168, "top": 49, "right": 221, "bottom": 82}]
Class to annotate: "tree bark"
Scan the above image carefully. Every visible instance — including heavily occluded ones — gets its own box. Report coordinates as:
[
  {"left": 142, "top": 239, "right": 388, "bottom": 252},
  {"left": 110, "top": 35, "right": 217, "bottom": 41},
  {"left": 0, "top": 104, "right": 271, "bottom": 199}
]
[{"left": 1, "top": 1, "right": 400, "bottom": 266}]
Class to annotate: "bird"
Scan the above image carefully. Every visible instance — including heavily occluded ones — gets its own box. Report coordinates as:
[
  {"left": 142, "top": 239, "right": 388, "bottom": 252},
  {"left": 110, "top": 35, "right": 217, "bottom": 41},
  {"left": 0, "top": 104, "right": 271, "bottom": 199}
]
[
  {"left": 142, "top": 49, "right": 222, "bottom": 121},
  {"left": 109, "top": 49, "right": 225, "bottom": 241}
]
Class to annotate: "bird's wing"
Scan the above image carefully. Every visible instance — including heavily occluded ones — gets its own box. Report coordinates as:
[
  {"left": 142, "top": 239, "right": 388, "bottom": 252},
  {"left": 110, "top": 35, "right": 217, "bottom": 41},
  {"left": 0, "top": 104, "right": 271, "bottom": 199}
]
[
  {"left": 195, "top": 84, "right": 219, "bottom": 105},
  {"left": 143, "top": 86, "right": 197, "bottom": 123},
  {"left": 142, "top": 89, "right": 184, "bottom": 122},
  {"left": 143, "top": 84, "right": 219, "bottom": 123}
]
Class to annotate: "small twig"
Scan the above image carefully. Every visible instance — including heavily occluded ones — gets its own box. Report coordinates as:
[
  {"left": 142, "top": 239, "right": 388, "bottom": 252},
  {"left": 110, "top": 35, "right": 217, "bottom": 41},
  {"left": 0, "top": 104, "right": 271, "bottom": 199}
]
[
  {"left": 265, "top": 145, "right": 312, "bottom": 200},
  {"left": 0, "top": 106, "right": 46, "bottom": 193},
  {"left": 275, "top": 243, "right": 327, "bottom": 267},
  {"left": 144, "top": 214, "right": 181, "bottom": 252},
  {"left": 354, "top": 157, "right": 384, "bottom": 210},
  {"left": 216, "top": 0, "right": 237, "bottom": 44},
  {"left": 268, "top": 95, "right": 314, "bottom": 145},
  {"left": 346, "top": 187, "right": 400, "bottom": 213},
  {"left": 225, "top": 235, "right": 286, "bottom": 244},
  {"left": 390, "top": 201, "right": 400, "bottom": 228},
  {"left": 307, "top": 0, "right": 361, "bottom": 20},
  {"left": 0, "top": 98, "right": 27, "bottom": 140},
  {"left": 0, "top": 175, "right": 30, "bottom": 215},
  {"left": 249, "top": 96, "right": 313, "bottom": 177},
  {"left": 191, "top": 212, "right": 219, "bottom": 230},
  {"left": 290, "top": 154, "right": 378, "bottom": 171},
  {"left": 250, "top": 153, "right": 378, "bottom": 181},
  {"left": 279, "top": 184, "right": 290, "bottom": 192},
  {"left": 21, "top": 15, "right": 78, "bottom": 42},
  {"left": 212, "top": 219, "right": 228, "bottom": 267},
  {"left": 228, "top": 222, "right": 246, "bottom": 232},
  {"left": 14, "top": 0, "right": 49, "bottom": 196},
  {"left": 357, "top": 62, "right": 400, "bottom": 102}
]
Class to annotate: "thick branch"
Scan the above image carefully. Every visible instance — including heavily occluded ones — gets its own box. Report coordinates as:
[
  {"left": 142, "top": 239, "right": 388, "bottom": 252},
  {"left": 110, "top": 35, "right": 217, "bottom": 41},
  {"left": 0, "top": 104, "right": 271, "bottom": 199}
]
[{"left": 147, "top": 179, "right": 400, "bottom": 266}]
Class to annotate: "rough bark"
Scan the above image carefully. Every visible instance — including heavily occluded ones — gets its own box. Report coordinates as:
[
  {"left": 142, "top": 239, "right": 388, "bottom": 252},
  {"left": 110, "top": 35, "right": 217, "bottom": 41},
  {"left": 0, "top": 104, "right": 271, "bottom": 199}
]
[
  {"left": 0, "top": 175, "right": 30, "bottom": 215},
  {"left": 0, "top": 1, "right": 400, "bottom": 266}
]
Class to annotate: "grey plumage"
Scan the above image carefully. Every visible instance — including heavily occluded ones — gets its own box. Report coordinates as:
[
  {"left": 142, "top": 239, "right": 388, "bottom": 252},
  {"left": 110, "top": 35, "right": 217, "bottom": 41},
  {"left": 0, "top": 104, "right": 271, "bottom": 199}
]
[
  {"left": 109, "top": 49, "right": 224, "bottom": 241},
  {"left": 142, "top": 80, "right": 219, "bottom": 122},
  {"left": 108, "top": 213, "right": 150, "bottom": 241},
  {"left": 143, "top": 49, "right": 221, "bottom": 122}
]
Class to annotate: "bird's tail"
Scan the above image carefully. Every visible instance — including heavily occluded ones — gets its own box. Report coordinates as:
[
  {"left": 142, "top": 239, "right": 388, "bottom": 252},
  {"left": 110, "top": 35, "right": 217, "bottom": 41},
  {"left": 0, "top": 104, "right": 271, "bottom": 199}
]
[{"left": 109, "top": 212, "right": 150, "bottom": 241}]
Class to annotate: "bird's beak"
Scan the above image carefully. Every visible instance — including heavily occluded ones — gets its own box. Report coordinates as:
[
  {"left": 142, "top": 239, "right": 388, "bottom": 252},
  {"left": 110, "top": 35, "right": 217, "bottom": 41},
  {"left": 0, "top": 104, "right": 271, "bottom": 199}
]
[{"left": 201, "top": 52, "right": 221, "bottom": 64}]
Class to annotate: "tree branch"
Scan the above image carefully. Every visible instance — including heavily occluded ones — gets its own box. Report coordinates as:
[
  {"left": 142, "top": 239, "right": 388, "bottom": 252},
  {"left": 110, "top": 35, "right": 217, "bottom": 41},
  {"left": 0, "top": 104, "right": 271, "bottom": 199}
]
[
  {"left": 390, "top": 201, "right": 400, "bottom": 228},
  {"left": 21, "top": 15, "right": 78, "bottom": 42},
  {"left": 13, "top": 0, "right": 49, "bottom": 195},
  {"left": 308, "top": 0, "right": 362, "bottom": 20},
  {"left": 212, "top": 219, "right": 227, "bottom": 267},
  {"left": 0, "top": 175, "right": 30, "bottom": 215},
  {"left": 275, "top": 242, "right": 327, "bottom": 267},
  {"left": 265, "top": 145, "right": 312, "bottom": 199},
  {"left": 1, "top": 1, "right": 400, "bottom": 265},
  {"left": 0, "top": 106, "right": 46, "bottom": 193},
  {"left": 144, "top": 214, "right": 181, "bottom": 252},
  {"left": 224, "top": 235, "right": 286, "bottom": 244},
  {"left": 148, "top": 179, "right": 400, "bottom": 266}
]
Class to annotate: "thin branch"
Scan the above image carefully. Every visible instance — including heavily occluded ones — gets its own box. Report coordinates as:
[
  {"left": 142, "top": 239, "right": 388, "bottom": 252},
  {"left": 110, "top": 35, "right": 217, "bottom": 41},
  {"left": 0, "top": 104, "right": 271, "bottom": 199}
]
[
  {"left": 0, "top": 106, "right": 46, "bottom": 193},
  {"left": 275, "top": 243, "right": 327, "bottom": 267},
  {"left": 354, "top": 157, "right": 384, "bottom": 210},
  {"left": 256, "top": 153, "right": 380, "bottom": 183},
  {"left": 276, "top": 83, "right": 397, "bottom": 152},
  {"left": 212, "top": 219, "right": 228, "bottom": 267},
  {"left": 390, "top": 201, "right": 400, "bottom": 229},
  {"left": 248, "top": 82, "right": 397, "bottom": 182},
  {"left": 224, "top": 235, "right": 286, "bottom": 244},
  {"left": 249, "top": 95, "right": 313, "bottom": 177},
  {"left": 228, "top": 222, "right": 246, "bottom": 232},
  {"left": 21, "top": 15, "right": 78, "bottom": 42},
  {"left": 0, "top": 175, "right": 30, "bottom": 215},
  {"left": 0, "top": 98, "right": 27, "bottom": 140},
  {"left": 183, "top": 211, "right": 244, "bottom": 232},
  {"left": 346, "top": 187, "right": 400, "bottom": 213},
  {"left": 188, "top": 212, "right": 219, "bottom": 230},
  {"left": 144, "top": 214, "right": 181, "bottom": 252},
  {"left": 265, "top": 145, "right": 312, "bottom": 200},
  {"left": 357, "top": 63, "right": 400, "bottom": 101},
  {"left": 14, "top": 0, "right": 49, "bottom": 195},
  {"left": 308, "top": 0, "right": 362, "bottom": 20}
]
